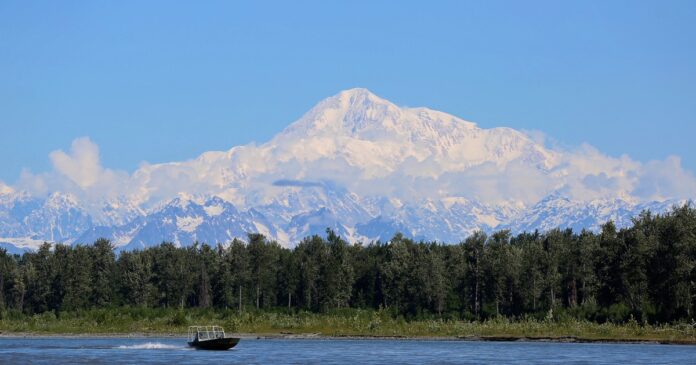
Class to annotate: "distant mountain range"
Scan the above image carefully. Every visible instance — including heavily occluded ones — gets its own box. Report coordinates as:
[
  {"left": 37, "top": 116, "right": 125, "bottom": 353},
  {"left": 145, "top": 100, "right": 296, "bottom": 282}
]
[{"left": 0, "top": 89, "right": 690, "bottom": 252}]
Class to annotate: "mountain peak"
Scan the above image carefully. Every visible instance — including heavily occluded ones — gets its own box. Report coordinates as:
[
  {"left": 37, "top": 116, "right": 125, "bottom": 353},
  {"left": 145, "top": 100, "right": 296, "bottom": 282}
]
[
  {"left": 170, "top": 192, "right": 206, "bottom": 209},
  {"left": 314, "top": 88, "right": 398, "bottom": 120},
  {"left": 268, "top": 88, "right": 551, "bottom": 182},
  {"left": 46, "top": 191, "right": 79, "bottom": 207},
  {"left": 295, "top": 88, "right": 481, "bottom": 137},
  {"left": 333, "top": 88, "right": 388, "bottom": 105},
  {"left": 276, "top": 88, "right": 399, "bottom": 140}
]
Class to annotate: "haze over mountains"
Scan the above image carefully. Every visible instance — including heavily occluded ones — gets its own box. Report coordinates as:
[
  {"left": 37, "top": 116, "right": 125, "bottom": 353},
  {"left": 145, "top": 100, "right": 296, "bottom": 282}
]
[{"left": 0, "top": 89, "right": 693, "bottom": 252}]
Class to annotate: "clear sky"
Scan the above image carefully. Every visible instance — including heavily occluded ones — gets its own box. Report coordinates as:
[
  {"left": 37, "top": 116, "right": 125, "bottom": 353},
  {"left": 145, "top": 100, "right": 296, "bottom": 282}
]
[{"left": 1, "top": 1, "right": 695, "bottom": 183}]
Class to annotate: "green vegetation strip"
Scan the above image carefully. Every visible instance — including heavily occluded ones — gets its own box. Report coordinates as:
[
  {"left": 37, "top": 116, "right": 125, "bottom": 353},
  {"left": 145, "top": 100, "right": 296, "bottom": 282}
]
[{"left": 1, "top": 308, "right": 694, "bottom": 344}]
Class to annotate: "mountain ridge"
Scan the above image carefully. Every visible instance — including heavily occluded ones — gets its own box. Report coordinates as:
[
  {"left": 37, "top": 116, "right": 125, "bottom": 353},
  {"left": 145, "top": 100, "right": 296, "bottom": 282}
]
[{"left": 0, "top": 88, "right": 692, "bottom": 250}]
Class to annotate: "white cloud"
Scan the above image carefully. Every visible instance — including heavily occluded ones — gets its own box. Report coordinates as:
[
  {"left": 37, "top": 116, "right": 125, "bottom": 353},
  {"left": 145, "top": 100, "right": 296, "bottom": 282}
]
[
  {"left": 633, "top": 156, "right": 696, "bottom": 201},
  {"left": 8, "top": 127, "right": 696, "bottom": 215},
  {"left": 15, "top": 137, "right": 132, "bottom": 205},
  {"left": 49, "top": 137, "right": 103, "bottom": 188},
  {"left": 16, "top": 168, "right": 51, "bottom": 196}
]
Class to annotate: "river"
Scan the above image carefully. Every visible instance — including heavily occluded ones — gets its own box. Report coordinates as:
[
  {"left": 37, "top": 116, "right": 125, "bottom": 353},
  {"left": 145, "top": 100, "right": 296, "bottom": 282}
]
[{"left": 0, "top": 337, "right": 694, "bottom": 364}]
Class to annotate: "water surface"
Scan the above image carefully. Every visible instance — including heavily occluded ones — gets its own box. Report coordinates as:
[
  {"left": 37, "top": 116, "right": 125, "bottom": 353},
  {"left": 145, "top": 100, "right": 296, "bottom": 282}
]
[{"left": 0, "top": 337, "right": 694, "bottom": 364}]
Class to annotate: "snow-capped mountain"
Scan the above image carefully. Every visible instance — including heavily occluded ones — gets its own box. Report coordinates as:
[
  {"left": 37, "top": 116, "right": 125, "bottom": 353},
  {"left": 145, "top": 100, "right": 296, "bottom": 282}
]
[
  {"left": 361, "top": 198, "right": 523, "bottom": 243},
  {"left": 76, "top": 195, "right": 280, "bottom": 251},
  {"left": 0, "top": 89, "right": 691, "bottom": 251},
  {"left": 499, "top": 195, "right": 689, "bottom": 234},
  {"left": 0, "top": 192, "right": 92, "bottom": 250}
]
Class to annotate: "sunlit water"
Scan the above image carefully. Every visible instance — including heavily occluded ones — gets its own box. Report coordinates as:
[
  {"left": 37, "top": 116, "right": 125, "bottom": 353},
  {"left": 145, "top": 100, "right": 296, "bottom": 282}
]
[{"left": 0, "top": 337, "right": 695, "bottom": 364}]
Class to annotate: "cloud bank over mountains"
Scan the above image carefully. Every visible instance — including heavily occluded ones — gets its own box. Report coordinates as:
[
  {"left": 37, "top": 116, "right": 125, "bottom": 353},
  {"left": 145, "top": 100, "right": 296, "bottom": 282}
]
[{"left": 1, "top": 89, "right": 694, "bottom": 250}]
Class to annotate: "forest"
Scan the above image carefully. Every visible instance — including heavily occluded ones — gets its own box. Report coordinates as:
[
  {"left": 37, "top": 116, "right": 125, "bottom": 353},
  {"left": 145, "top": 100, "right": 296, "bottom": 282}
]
[{"left": 0, "top": 204, "right": 694, "bottom": 326}]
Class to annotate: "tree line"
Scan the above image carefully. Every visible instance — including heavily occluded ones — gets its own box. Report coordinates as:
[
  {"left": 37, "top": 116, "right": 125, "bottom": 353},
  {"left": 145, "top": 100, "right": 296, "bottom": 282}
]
[{"left": 0, "top": 205, "right": 694, "bottom": 324}]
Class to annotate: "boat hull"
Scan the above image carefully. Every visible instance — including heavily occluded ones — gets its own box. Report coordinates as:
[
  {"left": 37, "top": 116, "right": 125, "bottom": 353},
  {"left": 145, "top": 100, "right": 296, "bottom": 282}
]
[{"left": 188, "top": 337, "right": 240, "bottom": 350}]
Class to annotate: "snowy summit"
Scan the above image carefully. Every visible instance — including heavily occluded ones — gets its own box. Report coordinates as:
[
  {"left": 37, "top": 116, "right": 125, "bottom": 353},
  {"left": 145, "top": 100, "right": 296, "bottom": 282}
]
[{"left": 0, "top": 89, "right": 691, "bottom": 252}]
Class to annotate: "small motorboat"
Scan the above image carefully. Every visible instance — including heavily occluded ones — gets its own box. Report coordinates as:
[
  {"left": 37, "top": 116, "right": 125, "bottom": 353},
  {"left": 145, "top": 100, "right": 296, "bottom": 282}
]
[{"left": 187, "top": 325, "right": 240, "bottom": 350}]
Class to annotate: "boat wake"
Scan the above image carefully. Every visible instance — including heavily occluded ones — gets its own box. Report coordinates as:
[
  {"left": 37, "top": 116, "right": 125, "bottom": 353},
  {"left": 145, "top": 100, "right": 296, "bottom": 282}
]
[{"left": 116, "top": 342, "right": 186, "bottom": 350}]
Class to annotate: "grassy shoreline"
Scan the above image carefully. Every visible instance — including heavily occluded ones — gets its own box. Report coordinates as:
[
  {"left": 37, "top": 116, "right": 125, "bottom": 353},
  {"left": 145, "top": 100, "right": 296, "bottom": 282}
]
[{"left": 1, "top": 308, "right": 694, "bottom": 345}]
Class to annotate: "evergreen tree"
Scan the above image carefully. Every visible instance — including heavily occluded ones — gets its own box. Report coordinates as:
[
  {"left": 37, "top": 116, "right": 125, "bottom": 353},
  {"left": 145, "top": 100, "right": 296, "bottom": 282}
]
[
  {"left": 277, "top": 246, "right": 298, "bottom": 310},
  {"left": 516, "top": 231, "right": 544, "bottom": 313},
  {"left": 381, "top": 234, "right": 413, "bottom": 314},
  {"left": 118, "top": 251, "right": 153, "bottom": 307},
  {"left": 24, "top": 243, "right": 53, "bottom": 313},
  {"left": 62, "top": 245, "right": 93, "bottom": 310},
  {"left": 247, "top": 234, "right": 280, "bottom": 309},
  {"left": 152, "top": 243, "right": 193, "bottom": 308},
  {"left": 0, "top": 204, "right": 693, "bottom": 325},
  {"left": 295, "top": 235, "right": 324, "bottom": 310},
  {"left": 0, "top": 248, "right": 16, "bottom": 310},
  {"left": 228, "top": 238, "right": 250, "bottom": 311},
  {"left": 320, "top": 229, "right": 354, "bottom": 310},
  {"left": 462, "top": 232, "right": 486, "bottom": 318},
  {"left": 596, "top": 221, "right": 626, "bottom": 311},
  {"left": 211, "top": 243, "right": 235, "bottom": 308},
  {"left": 91, "top": 238, "right": 116, "bottom": 307}
]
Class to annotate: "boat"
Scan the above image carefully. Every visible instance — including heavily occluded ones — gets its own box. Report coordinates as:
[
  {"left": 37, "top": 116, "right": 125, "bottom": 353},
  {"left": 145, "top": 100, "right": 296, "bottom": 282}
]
[{"left": 187, "top": 325, "right": 240, "bottom": 350}]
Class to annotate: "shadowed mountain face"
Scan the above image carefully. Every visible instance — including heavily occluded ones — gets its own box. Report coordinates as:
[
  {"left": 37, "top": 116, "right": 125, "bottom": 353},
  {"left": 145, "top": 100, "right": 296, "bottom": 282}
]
[{"left": 0, "top": 89, "right": 690, "bottom": 250}]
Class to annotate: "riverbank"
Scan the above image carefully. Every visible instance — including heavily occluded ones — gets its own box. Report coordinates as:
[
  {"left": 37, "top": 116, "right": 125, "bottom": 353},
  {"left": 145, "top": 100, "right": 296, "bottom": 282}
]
[{"left": 1, "top": 308, "right": 694, "bottom": 345}]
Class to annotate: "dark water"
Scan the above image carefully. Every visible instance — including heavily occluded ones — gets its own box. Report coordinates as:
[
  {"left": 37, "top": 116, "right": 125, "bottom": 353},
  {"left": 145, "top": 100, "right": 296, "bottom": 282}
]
[{"left": 0, "top": 337, "right": 695, "bottom": 364}]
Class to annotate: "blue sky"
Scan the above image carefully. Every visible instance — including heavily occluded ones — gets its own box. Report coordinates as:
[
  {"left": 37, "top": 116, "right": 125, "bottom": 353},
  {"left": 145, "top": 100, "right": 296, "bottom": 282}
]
[{"left": 1, "top": 1, "right": 695, "bottom": 183}]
